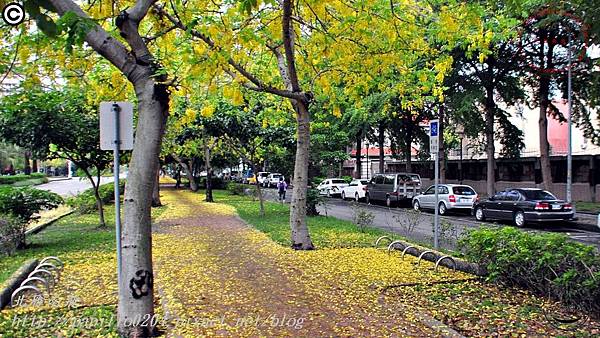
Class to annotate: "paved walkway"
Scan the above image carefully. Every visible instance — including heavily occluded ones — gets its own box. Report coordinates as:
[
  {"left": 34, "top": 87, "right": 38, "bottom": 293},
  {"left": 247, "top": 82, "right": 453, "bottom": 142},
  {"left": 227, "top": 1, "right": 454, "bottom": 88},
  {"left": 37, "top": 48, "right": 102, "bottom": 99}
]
[{"left": 151, "top": 189, "right": 464, "bottom": 337}]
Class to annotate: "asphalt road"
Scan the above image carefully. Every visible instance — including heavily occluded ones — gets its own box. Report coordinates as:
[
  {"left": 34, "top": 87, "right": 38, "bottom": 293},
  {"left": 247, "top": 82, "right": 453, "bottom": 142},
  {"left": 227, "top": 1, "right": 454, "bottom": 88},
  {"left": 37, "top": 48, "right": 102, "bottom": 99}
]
[
  {"left": 35, "top": 177, "right": 115, "bottom": 197},
  {"left": 261, "top": 187, "right": 600, "bottom": 250}
]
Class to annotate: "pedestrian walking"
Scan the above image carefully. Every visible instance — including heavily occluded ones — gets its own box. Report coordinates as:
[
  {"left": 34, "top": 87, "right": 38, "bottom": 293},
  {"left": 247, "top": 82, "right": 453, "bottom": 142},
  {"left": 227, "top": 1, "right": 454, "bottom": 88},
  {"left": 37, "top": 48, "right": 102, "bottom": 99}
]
[{"left": 277, "top": 177, "right": 287, "bottom": 203}]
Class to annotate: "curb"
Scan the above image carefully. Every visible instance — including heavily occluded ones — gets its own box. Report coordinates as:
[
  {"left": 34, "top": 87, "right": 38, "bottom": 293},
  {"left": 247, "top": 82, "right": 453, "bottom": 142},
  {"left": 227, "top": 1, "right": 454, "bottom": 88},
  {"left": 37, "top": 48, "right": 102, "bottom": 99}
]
[
  {"left": 0, "top": 259, "right": 39, "bottom": 310},
  {"left": 25, "top": 210, "right": 75, "bottom": 237}
]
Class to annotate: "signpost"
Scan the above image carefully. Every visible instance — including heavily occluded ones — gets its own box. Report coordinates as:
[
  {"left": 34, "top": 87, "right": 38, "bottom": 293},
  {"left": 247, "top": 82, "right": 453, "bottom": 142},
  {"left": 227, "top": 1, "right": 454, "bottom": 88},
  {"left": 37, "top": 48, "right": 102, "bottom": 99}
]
[
  {"left": 429, "top": 119, "right": 440, "bottom": 249},
  {"left": 99, "top": 102, "right": 133, "bottom": 294}
]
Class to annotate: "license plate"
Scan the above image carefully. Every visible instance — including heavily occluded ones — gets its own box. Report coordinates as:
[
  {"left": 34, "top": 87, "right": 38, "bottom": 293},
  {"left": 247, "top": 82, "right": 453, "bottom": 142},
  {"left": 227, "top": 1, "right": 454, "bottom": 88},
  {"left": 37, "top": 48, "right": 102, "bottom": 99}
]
[
  {"left": 552, "top": 204, "right": 561, "bottom": 210},
  {"left": 460, "top": 198, "right": 470, "bottom": 202}
]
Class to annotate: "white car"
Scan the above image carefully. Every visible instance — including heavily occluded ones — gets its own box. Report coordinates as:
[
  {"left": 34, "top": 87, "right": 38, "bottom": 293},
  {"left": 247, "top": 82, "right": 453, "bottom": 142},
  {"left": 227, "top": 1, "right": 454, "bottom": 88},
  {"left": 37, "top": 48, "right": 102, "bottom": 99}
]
[
  {"left": 256, "top": 172, "right": 270, "bottom": 186},
  {"left": 317, "top": 178, "right": 348, "bottom": 197},
  {"left": 265, "top": 173, "right": 284, "bottom": 187},
  {"left": 341, "top": 179, "right": 369, "bottom": 201}
]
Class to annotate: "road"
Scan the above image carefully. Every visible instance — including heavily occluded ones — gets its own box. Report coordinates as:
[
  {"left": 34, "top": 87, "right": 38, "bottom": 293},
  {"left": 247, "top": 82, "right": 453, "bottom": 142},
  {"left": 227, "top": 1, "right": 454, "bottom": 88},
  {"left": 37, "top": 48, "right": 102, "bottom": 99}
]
[
  {"left": 35, "top": 177, "right": 115, "bottom": 197},
  {"left": 260, "top": 187, "right": 600, "bottom": 250}
]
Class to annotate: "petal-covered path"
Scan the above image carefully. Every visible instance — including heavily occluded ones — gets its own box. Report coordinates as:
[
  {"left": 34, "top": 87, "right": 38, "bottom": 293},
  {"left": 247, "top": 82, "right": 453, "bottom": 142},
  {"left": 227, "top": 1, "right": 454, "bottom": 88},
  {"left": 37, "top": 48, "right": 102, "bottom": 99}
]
[{"left": 151, "top": 189, "right": 467, "bottom": 337}]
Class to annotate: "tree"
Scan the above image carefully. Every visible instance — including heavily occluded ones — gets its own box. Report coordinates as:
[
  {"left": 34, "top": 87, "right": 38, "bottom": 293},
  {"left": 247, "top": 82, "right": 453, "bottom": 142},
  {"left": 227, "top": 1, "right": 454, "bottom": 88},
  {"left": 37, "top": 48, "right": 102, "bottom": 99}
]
[
  {"left": 0, "top": 87, "right": 115, "bottom": 227},
  {"left": 21, "top": 0, "right": 172, "bottom": 334}
]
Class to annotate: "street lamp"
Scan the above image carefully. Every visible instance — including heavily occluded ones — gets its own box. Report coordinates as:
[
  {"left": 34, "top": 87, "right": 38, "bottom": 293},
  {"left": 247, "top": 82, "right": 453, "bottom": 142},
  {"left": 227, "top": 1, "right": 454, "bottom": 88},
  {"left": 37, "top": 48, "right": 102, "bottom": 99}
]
[
  {"left": 456, "top": 124, "right": 465, "bottom": 184},
  {"left": 566, "top": 33, "right": 573, "bottom": 205}
]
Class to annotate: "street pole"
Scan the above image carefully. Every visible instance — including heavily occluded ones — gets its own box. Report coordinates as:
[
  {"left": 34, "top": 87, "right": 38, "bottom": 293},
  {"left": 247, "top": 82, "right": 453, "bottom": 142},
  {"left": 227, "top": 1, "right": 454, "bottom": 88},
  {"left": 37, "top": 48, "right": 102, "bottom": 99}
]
[
  {"left": 567, "top": 34, "right": 573, "bottom": 205},
  {"left": 459, "top": 138, "right": 463, "bottom": 185},
  {"left": 366, "top": 142, "right": 369, "bottom": 180},
  {"left": 112, "top": 103, "right": 122, "bottom": 292},
  {"left": 434, "top": 152, "right": 440, "bottom": 249}
]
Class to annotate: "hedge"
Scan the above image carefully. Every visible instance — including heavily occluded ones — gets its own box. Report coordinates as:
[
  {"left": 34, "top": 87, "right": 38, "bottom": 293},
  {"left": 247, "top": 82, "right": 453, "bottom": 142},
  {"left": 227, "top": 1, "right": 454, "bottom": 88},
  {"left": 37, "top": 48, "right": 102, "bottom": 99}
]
[
  {"left": 0, "top": 173, "right": 46, "bottom": 185},
  {"left": 460, "top": 226, "right": 600, "bottom": 313}
]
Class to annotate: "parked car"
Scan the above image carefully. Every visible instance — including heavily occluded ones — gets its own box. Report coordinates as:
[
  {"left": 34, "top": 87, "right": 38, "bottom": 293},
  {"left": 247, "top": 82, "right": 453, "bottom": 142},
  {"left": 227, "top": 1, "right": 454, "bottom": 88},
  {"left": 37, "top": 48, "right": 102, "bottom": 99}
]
[
  {"left": 473, "top": 188, "right": 574, "bottom": 227},
  {"left": 317, "top": 178, "right": 349, "bottom": 197},
  {"left": 412, "top": 184, "right": 478, "bottom": 215},
  {"left": 341, "top": 179, "right": 369, "bottom": 201},
  {"left": 265, "top": 173, "right": 284, "bottom": 187},
  {"left": 255, "top": 172, "right": 270, "bottom": 186},
  {"left": 366, "top": 173, "right": 422, "bottom": 207}
]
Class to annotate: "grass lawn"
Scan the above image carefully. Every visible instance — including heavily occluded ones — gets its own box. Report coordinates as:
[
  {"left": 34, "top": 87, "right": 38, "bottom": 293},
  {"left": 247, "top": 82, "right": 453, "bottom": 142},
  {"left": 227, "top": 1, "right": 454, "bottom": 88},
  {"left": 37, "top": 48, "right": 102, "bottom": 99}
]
[{"left": 575, "top": 201, "right": 599, "bottom": 213}]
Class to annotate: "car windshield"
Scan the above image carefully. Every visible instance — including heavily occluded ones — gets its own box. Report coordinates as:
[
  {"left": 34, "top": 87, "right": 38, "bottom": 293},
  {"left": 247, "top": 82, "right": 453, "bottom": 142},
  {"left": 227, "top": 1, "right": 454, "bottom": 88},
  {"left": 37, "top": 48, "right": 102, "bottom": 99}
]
[
  {"left": 272, "top": 174, "right": 282, "bottom": 178},
  {"left": 360, "top": 180, "right": 369, "bottom": 185},
  {"left": 331, "top": 179, "right": 346, "bottom": 184},
  {"left": 520, "top": 190, "right": 557, "bottom": 200},
  {"left": 398, "top": 174, "right": 420, "bottom": 183},
  {"left": 260, "top": 173, "right": 269, "bottom": 177},
  {"left": 453, "top": 186, "right": 476, "bottom": 195}
]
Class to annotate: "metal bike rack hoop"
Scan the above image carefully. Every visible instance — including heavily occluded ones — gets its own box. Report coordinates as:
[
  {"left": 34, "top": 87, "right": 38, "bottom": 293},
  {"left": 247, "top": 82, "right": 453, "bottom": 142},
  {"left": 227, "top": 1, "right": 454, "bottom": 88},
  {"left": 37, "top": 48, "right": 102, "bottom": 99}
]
[
  {"left": 434, "top": 255, "right": 457, "bottom": 271},
  {"left": 401, "top": 246, "right": 416, "bottom": 259},
  {"left": 375, "top": 236, "right": 392, "bottom": 247},
  {"left": 40, "top": 256, "right": 64, "bottom": 270},
  {"left": 11, "top": 285, "right": 44, "bottom": 307},
  {"left": 28, "top": 269, "right": 55, "bottom": 287},
  {"left": 387, "top": 240, "right": 406, "bottom": 254},
  {"left": 417, "top": 250, "right": 436, "bottom": 265},
  {"left": 20, "top": 276, "right": 50, "bottom": 292}
]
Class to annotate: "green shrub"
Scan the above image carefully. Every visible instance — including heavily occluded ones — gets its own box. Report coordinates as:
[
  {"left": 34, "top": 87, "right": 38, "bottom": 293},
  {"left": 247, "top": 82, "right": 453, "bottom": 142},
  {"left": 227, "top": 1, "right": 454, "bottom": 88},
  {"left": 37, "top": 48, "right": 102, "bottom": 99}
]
[
  {"left": 226, "top": 182, "right": 246, "bottom": 196},
  {"left": 459, "top": 227, "right": 600, "bottom": 312},
  {"left": 0, "top": 213, "right": 26, "bottom": 255},
  {"left": 0, "top": 173, "right": 46, "bottom": 185},
  {"left": 0, "top": 186, "right": 63, "bottom": 222},
  {"left": 311, "top": 176, "right": 326, "bottom": 186},
  {"left": 342, "top": 175, "right": 353, "bottom": 183},
  {"left": 67, "top": 180, "right": 126, "bottom": 214},
  {"left": 306, "top": 188, "right": 323, "bottom": 216}
]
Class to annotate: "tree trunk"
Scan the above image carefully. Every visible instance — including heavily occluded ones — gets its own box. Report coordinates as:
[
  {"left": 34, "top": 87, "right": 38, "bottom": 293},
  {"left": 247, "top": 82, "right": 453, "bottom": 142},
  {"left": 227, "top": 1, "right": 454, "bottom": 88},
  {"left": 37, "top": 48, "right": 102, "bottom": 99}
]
[
  {"left": 173, "top": 154, "right": 198, "bottom": 191},
  {"left": 539, "top": 76, "right": 553, "bottom": 191},
  {"left": 32, "top": 159, "right": 38, "bottom": 173},
  {"left": 405, "top": 118, "right": 413, "bottom": 173},
  {"left": 378, "top": 121, "right": 385, "bottom": 173},
  {"left": 355, "top": 132, "right": 362, "bottom": 179},
  {"left": 289, "top": 101, "right": 314, "bottom": 250},
  {"left": 152, "top": 160, "right": 161, "bottom": 207},
  {"left": 485, "top": 86, "right": 496, "bottom": 197},
  {"left": 175, "top": 167, "right": 181, "bottom": 189},
  {"left": 119, "top": 77, "right": 168, "bottom": 337},
  {"left": 84, "top": 168, "right": 106, "bottom": 228},
  {"left": 204, "top": 141, "right": 214, "bottom": 203},
  {"left": 438, "top": 105, "right": 446, "bottom": 183},
  {"left": 23, "top": 152, "right": 31, "bottom": 175},
  {"left": 251, "top": 163, "right": 265, "bottom": 216}
]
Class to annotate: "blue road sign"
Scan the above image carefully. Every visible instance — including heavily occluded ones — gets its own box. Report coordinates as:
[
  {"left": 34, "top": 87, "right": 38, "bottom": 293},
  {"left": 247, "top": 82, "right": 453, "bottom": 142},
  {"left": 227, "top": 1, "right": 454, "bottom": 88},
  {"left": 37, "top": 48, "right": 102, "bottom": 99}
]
[{"left": 430, "top": 121, "right": 439, "bottom": 137}]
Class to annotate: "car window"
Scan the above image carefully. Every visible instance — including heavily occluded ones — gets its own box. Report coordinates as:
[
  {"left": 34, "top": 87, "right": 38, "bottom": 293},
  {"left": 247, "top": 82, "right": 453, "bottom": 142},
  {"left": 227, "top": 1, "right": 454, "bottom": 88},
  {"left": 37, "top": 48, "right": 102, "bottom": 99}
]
[
  {"left": 520, "top": 190, "right": 557, "bottom": 200},
  {"left": 331, "top": 179, "right": 346, "bottom": 184},
  {"left": 384, "top": 175, "right": 395, "bottom": 185},
  {"left": 374, "top": 175, "right": 384, "bottom": 184},
  {"left": 453, "top": 186, "right": 476, "bottom": 195},
  {"left": 440, "top": 186, "right": 449, "bottom": 194},
  {"left": 424, "top": 186, "right": 435, "bottom": 195},
  {"left": 493, "top": 191, "right": 507, "bottom": 201},
  {"left": 349, "top": 181, "right": 358, "bottom": 186},
  {"left": 506, "top": 190, "right": 521, "bottom": 201},
  {"left": 260, "top": 173, "right": 269, "bottom": 177},
  {"left": 360, "top": 180, "right": 369, "bottom": 185}
]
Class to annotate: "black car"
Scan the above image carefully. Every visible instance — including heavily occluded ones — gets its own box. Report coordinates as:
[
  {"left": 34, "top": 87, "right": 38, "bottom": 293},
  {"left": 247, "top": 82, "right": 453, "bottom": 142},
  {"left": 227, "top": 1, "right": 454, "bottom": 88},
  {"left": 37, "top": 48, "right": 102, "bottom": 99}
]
[{"left": 473, "top": 188, "right": 574, "bottom": 227}]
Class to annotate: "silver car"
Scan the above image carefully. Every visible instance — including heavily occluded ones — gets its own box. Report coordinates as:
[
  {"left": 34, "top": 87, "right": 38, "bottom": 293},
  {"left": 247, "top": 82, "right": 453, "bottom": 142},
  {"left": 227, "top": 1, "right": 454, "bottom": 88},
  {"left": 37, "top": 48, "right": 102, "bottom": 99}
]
[{"left": 412, "top": 184, "right": 478, "bottom": 215}]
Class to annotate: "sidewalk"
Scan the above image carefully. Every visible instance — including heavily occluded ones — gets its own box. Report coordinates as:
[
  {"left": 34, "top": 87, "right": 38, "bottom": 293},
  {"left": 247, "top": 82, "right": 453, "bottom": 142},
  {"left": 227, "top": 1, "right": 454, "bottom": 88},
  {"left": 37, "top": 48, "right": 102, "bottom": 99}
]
[{"left": 151, "top": 189, "right": 465, "bottom": 337}]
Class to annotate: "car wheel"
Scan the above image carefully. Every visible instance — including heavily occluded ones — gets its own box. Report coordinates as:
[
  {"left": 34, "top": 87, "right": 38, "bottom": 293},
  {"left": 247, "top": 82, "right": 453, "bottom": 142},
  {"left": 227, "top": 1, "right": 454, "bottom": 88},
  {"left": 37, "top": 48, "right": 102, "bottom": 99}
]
[
  {"left": 438, "top": 202, "right": 447, "bottom": 215},
  {"left": 413, "top": 200, "right": 421, "bottom": 211},
  {"left": 355, "top": 193, "right": 360, "bottom": 202},
  {"left": 475, "top": 207, "right": 485, "bottom": 221},
  {"left": 514, "top": 211, "right": 525, "bottom": 228},
  {"left": 341, "top": 192, "right": 346, "bottom": 200}
]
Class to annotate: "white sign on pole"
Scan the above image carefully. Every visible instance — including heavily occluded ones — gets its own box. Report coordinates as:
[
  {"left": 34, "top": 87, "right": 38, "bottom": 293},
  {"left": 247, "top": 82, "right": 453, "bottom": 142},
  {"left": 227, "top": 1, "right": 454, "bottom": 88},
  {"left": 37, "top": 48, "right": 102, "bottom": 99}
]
[
  {"left": 99, "top": 102, "right": 134, "bottom": 150},
  {"left": 429, "top": 119, "right": 439, "bottom": 154}
]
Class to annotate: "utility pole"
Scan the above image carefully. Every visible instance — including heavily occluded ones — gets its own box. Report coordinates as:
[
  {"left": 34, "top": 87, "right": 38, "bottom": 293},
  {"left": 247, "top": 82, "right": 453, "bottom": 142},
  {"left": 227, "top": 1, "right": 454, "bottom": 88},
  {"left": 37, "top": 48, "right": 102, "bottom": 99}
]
[{"left": 566, "top": 34, "right": 573, "bottom": 204}]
